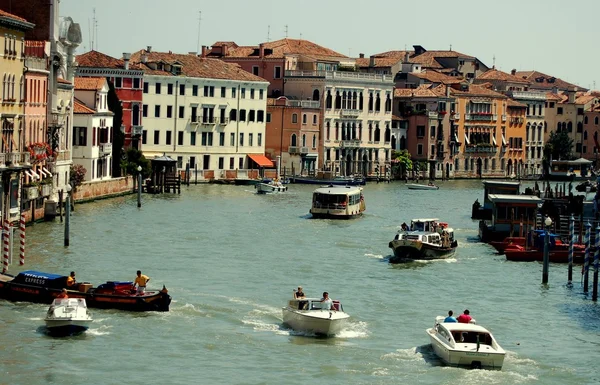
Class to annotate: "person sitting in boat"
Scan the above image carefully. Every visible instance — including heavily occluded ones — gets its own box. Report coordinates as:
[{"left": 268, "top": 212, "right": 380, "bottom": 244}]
[
  {"left": 320, "top": 292, "right": 335, "bottom": 310},
  {"left": 57, "top": 288, "right": 68, "bottom": 299},
  {"left": 444, "top": 310, "right": 457, "bottom": 323},
  {"left": 133, "top": 270, "right": 150, "bottom": 295},
  {"left": 457, "top": 309, "right": 472, "bottom": 323},
  {"left": 294, "top": 286, "right": 305, "bottom": 299},
  {"left": 66, "top": 271, "right": 77, "bottom": 288},
  {"left": 401, "top": 222, "right": 409, "bottom": 232}
]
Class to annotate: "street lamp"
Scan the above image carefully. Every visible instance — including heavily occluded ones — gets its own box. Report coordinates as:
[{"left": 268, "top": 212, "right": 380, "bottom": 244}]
[
  {"left": 64, "top": 183, "right": 72, "bottom": 247},
  {"left": 542, "top": 216, "right": 552, "bottom": 283},
  {"left": 137, "top": 165, "right": 142, "bottom": 208}
]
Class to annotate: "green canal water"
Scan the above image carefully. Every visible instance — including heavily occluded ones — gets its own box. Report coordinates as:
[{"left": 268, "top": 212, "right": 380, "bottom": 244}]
[{"left": 0, "top": 180, "right": 599, "bottom": 385}]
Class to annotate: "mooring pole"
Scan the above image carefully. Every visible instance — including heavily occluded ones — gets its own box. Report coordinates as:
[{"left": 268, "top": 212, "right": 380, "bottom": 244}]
[
  {"left": 593, "top": 225, "right": 600, "bottom": 301},
  {"left": 542, "top": 216, "right": 551, "bottom": 284},
  {"left": 64, "top": 192, "right": 70, "bottom": 247},
  {"left": 584, "top": 222, "right": 592, "bottom": 293},
  {"left": 568, "top": 214, "right": 575, "bottom": 284}
]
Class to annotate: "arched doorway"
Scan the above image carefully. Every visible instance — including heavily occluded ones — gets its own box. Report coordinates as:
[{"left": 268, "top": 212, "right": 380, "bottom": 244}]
[
  {"left": 391, "top": 135, "right": 397, "bottom": 150},
  {"left": 507, "top": 159, "right": 513, "bottom": 177},
  {"left": 476, "top": 158, "right": 483, "bottom": 178},
  {"left": 346, "top": 153, "right": 353, "bottom": 176},
  {"left": 362, "top": 153, "right": 369, "bottom": 177},
  {"left": 446, "top": 163, "right": 450, "bottom": 179}
]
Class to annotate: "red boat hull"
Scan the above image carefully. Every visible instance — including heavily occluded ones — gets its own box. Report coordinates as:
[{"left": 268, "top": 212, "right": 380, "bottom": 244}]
[{"left": 505, "top": 249, "right": 586, "bottom": 263}]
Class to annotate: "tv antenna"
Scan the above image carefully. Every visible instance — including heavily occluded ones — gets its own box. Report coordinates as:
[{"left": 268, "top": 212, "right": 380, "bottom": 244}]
[{"left": 196, "top": 11, "right": 202, "bottom": 54}]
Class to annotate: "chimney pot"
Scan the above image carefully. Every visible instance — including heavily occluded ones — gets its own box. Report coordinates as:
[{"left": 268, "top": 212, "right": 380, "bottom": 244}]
[
  {"left": 511, "top": 68, "right": 516, "bottom": 75},
  {"left": 359, "top": 53, "right": 364, "bottom": 59},
  {"left": 369, "top": 55, "right": 375, "bottom": 67},
  {"left": 123, "top": 52, "right": 131, "bottom": 70},
  {"left": 259, "top": 43, "right": 265, "bottom": 59},
  {"left": 201, "top": 45, "right": 208, "bottom": 58},
  {"left": 146, "top": 46, "right": 152, "bottom": 53}
]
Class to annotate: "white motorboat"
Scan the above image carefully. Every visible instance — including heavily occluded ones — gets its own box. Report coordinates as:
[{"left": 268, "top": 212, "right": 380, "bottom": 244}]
[
  {"left": 407, "top": 183, "right": 439, "bottom": 190},
  {"left": 44, "top": 298, "right": 93, "bottom": 336},
  {"left": 389, "top": 218, "right": 457, "bottom": 263},
  {"left": 282, "top": 297, "right": 349, "bottom": 336},
  {"left": 426, "top": 316, "right": 505, "bottom": 370},
  {"left": 255, "top": 178, "right": 288, "bottom": 194}
]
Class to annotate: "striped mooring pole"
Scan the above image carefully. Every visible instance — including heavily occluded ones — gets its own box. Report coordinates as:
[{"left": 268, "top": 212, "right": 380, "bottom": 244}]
[
  {"left": 594, "top": 225, "right": 600, "bottom": 301},
  {"left": 2, "top": 219, "right": 9, "bottom": 273},
  {"left": 19, "top": 213, "right": 25, "bottom": 266},
  {"left": 568, "top": 215, "right": 575, "bottom": 284},
  {"left": 584, "top": 222, "right": 592, "bottom": 293}
]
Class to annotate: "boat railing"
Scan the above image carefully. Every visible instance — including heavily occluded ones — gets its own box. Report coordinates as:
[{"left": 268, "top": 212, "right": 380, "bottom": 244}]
[{"left": 312, "top": 202, "right": 348, "bottom": 210}]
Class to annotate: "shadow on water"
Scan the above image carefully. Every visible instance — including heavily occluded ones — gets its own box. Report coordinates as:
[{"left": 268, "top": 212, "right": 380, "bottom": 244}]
[
  {"left": 383, "top": 255, "right": 446, "bottom": 270},
  {"left": 562, "top": 288, "right": 600, "bottom": 333},
  {"left": 36, "top": 325, "right": 89, "bottom": 339},
  {"left": 415, "top": 344, "right": 444, "bottom": 367}
]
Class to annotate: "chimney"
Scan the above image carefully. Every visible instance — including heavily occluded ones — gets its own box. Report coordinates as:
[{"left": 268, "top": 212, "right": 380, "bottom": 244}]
[
  {"left": 123, "top": 52, "right": 131, "bottom": 70},
  {"left": 568, "top": 87, "right": 577, "bottom": 103},
  {"left": 552, "top": 86, "right": 558, "bottom": 94},
  {"left": 369, "top": 55, "right": 375, "bottom": 67},
  {"left": 141, "top": 53, "right": 147, "bottom": 63},
  {"left": 445, "top": 84, "right": 450, "bottom": 97},
  {"left": 511, "top": 68, "right": 516, "bottom": 75},
  {"left": 259, "top": 43, "right": 265, "bottom": 59},
  {"left": 223, "top": 44, "right": 228, "bottom": 56},
  {"left": 201, "top": 45, "right": 208, "bottom": 58},
  {"left": 359, "top": 53, "right": 364, "bottom": 59},
  {"left": 146, "top": 45, "right": 152, "bottom": 53},
  {"left": 404, "top": 52, "right": 410, "bottom": 62}
]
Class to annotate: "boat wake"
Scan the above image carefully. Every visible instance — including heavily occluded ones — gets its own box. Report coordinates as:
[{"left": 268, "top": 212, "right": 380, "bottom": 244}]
[
  {"left": 381, "top": 345, "right": 439, "bottom": 366},
  {"left": 87, "top": 325, "right": 112, "bottom": 336},
  {"left": 365, "top": 253, "right": 384, "bottom": 259}
]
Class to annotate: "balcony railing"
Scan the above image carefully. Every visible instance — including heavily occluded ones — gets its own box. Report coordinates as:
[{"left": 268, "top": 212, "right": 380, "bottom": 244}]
[
  {"left": 508, "top": 90, "right": 547, "bottom": 101},
  {"left": 288, "top": 100, "right": 320, "bottom": 109},
  {"left": 451, "top": 113, "right": 460, "bottom": 120},
  {"left": 428, "top": 111, "right": 438, "bottom": 119},
  {"left": 285, "top": 70, "right": 393, "bottom": 83},
  {"left": 289, "top": 146, "right": 299, "bottom": 154},
  {"left": 340, "top": 140, "right": 361, "bottom": 148},
  {"left": 340, "top": 109, "right": 361, "bottom": 118},
  {"left": 501, "top": 114, "right": 507, "bottom": 122},
  {"left": 100, "top": 143, "right": 112, "bottom": 154},
  {"left": 132, "top": 125, "right": 143, "bottom": 136},
  {"left": 218, "top": 118, "right": 230, "bottom": 125},
  {"left": 464, "top": 145, "right": 497, "bottom": 153},
  {"left": 465, "top": 113, "right": 493, "bottom": 121},
  {"left": 300, "top": 147, "right": 309, "bottom": 154}
]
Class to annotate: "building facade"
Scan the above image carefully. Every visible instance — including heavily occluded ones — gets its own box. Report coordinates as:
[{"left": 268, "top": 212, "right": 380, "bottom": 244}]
[
  {"left": 73, "top": 77, "right": 114, "bottom": 181},
  {"left": 130, "top": 49, "right": 269, "bottom": 177}
]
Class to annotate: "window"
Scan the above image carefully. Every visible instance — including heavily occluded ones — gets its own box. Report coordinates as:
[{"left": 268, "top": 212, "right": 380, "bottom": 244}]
[
  {"left": 302, "top": 114, "right": 307, "bottom": 124},
  {"left": 252, "top": 66, "right": 259, "bottom": 75},
  {"left": 221, "top": 87, "right": 226, "bottom": 98},
  {"left": 142, "top": 130, "right": 147, "bottom": 144},
  {"left": 177, "top": 156, "right": 183, "bottom": 169},
  {"left": 220, "top": 108, "right": 226, "bottom": 122},
  {"left": 179, "top": 106, "right": 185, "bottom": 119},
  {"left": 177, "top": 131, "right": 184, "bottom": 145},
  {"left": 232, "top": 87, "right": 236, "bottom": 98},
  {"left": 192, "top": 85, "right": 198, "bottom": 96},
  {"left": 190, "top": 156, "right": 196, "bottom": 169},
  {"left": 219, "top": 132, "right": 225, "bottom": 146},
  {"left": 230, "top": 157, "right": 235, "bottom": 169},
  {"left": 313, "top": 115, "right": 317, "bottom": 125},
  {"left": 115, "top": 78, "right": 122, "bottom": 88},
  {"left": 134, "top": 78, "right": 140, "bottom": 89},
  {"left": 248, "top": 110, "right": 255, "bottom": 122},
  {"left": 166, "top": 131, "right": 172, "bottom": 145},
  {"left": 219, "top": 157, "right": 224, "bottom": 169},
  {"left": 166, "top": 105, "right": 173, "bottom": 118},
  {"left": 266, "top": 113, "right": 271, "bottom": 123},
  {"left": 292, "top": 113, "right": 298, "bottom": 123},
  {"left": 73, "top": 126, "right": 87, "bottom": 146},
  {"left": 417, "top": 144, "right": 423, "bottom": 155},
  {"left": 143, "top": 82, "right": 149, "bottom": 93},
  {"left": 417, "top": 125, "right": 425, "bottom": 138},
  {"left": 241, "top": 88, "right": 246, "bottom": 98},
  {"left": 557, "top": 107, "right": 563, "bottom": 115},
  {"left": 153, "top": 130, "right": 160, "bottom": 144},
  {"left": 258, "top": 133, "right": 262, "bottom": 146},
  {"left": 430, "top": 126, "right": 435, "bottom": 137},
  {"left": 259, "top": 89, "right": 264, "bottom": 99},
  {"left": 191, "top": 106, "right": 198, "bottom": 122},
  {"left": 155, "top": 105, "right": 161, "bottom": 118},
  {"left": 204, "top": 86, "right": 214, "bottom": 97},
  {"left": 179, "top": 84, "right": 185, "bottom": 95},
  {"left": 249, "top": 133, "right": 253, "bottom": 146},
  {"left": 230, "top": 133, "right": 235, "bottom": 146},
  {"left": 155, "top": 83, "right": 161, "bottom": 94},
  {"left": 167, "top": 84, "right": 173, "bottom": 95},
  {"left": 578, "top": 108, "right": 584, "bottom": 115},
  {"left": 143, "top": 104, "right": 148, "bottom": 117},
  {"left": 239, "top": 133, "right": 244, "bottom": 146},
  {"left": 230, "top": 109, "right": 237, "bottom": 121},
  {"left": 201, "top": 132, "right": 207, "bottom": 146},
  {"left": 257, "top": 110, "right": 264, "bottom": 122},
  {"left": 274, "top": 66, "right": 282, "bottom": 79},
  {"left": 250, "top": 89, "right": 255, "bottom": 99},
  {"left": 191, "top": 132, "right": 196, "bottom": 146},
  {"left": 239, "top": 157, "right": 244, "bottom": 169},
  {"left": 239, "top": 109, "right": 246, "bottom": 121}
]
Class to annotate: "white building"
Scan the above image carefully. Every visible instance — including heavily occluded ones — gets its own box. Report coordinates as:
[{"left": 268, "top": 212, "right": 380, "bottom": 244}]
[
  {"left": 72, "top": 77, "right": 113, "bottom": 181},
  {"left": 130, "top": 49, "right": 269, "bottom": 176}
]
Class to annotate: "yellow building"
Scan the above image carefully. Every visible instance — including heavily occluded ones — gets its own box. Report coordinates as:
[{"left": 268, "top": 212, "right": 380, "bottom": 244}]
[{"left": 0, "top": 10, "right": 34, "bottom": 228}]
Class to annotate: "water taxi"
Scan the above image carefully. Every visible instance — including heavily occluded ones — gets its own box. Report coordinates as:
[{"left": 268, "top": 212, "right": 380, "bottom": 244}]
[
  {"left": 282, "top": 296, "right": 349, "bottom": 336},
  {"left": 309, "top": 185, "right": 365, "bottom": 219}
]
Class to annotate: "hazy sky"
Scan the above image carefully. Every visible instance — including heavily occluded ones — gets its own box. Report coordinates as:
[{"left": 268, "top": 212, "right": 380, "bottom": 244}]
[{"left": 61, "top": 0, "right": 598, "bottom": 89}]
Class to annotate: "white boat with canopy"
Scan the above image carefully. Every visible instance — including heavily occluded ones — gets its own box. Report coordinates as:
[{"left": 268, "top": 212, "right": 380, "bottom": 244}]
[{"left": 282, "top": 296, "right": 349, "bottom": 336}]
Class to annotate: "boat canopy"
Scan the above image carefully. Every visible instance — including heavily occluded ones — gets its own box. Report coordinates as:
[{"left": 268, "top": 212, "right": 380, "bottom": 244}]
[{"left": 13, "top": 270, "right": 68, "bottom": 289}]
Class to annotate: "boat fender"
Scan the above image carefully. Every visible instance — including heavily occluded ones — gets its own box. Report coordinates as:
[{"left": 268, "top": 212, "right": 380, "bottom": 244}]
[{"left": 329, "top": 312, "right": 332, "bottom": 319}]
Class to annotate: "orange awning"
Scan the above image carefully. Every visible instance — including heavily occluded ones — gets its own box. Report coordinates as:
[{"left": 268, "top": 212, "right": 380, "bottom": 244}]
[{"left": 247, "top": 154, "right": 274, "bottom": 168}]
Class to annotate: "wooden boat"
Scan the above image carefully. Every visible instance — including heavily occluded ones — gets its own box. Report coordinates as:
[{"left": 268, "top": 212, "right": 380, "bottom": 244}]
[
  {"left": 310, "top": 185, "right": 365, "bottom": 219},
  {"left": 389, "top": 219, "right": 457, "bottom": 262},
  {"left": 488, "top": 237, "right": 526, "bottom": 254},
  {"left": 503, "top": 230, "right": 586, "bottom": 263},
  {"left": 0, "top": 270, "right": 171, "bottom": 312},
  {"left": 407, "top": 183, "right": 439, "bottom": 190},
  {"left": 45, "top": 298, "right": 93, "bottom": 336}
]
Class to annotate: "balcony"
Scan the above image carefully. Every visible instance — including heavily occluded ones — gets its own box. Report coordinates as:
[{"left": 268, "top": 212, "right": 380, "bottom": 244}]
[
  {"left": 465, "top": 113, "right": 493, "bottom": 121},
  {"left": 288, "top": 100, "right": 320, "bottom": 109},
  {"left": 288, "top": 146, "right": 299, "bottom": 154},
  {"left": 428, "top": 111, "right": 438, "bottom": 119},
  {"left": 300, "top": 147, "right": 309, "bottom": 154},
  {"left": 501, "top": 114, "right": 507, "bottom": 122},
  {"left": 195, "top": 116, "right": 216, "bottom": 125},
  {"left": 24, "top": 186, "right": 39, "bottom": 200},
  {"left": 451, "top": 113, "right": 460, "bottom": 120},
  {"left": 218, "top": 117, "right": 230, "bottom": 125},
  {"left": 132, "top": 125, "right": 143, "bottom": 136},
  {"left": 284, "top": 70, "right": 393, "bottom": 83},
  {"left": 340, "top": 109, "right": 361, "bottom": 118},
  {"left": 340, "top": 140, "right": 361, "bottom": 148},
  {"left": 100, "top": 143, "right": 112, "bottom": 154},
  {"left": 464, "top": 145, "right": 497, "bottom": 154},
  {"left": 508, "top": 90, "right": 547, "bottom": 101}
]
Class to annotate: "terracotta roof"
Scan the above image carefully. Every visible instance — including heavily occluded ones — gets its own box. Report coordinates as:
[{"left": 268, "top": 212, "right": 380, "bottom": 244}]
[
  {"left": 370, "top": 47, "right": 478, "bottom": 70},
  {"left": 130, "top": 50, "right": 267, "bottom": 82},
  {"left": 74, "top": 77, "right": 106, "bottom": 91},
  {"left": 546, "top": 92, "right": 566, "bottom": 102},
  {"left": 476, "top": 68, "right": 530, "bottom": 84},
  {"left": 211, "top": 41, "right": 239, "bottom": 48},
  {"left": 515, "top": 70, "right": 584, "bottom": 91},
  {"left": 412, "top": 70, "right": 463, "bottom": 84},
  {"left": 507, "top": 99, "right": 527, "bottom": 108},
  {"left": 394, "top": 85, "right": 443, "bottom": 98},
  {"left": 446, "top": 83, "right": 507, "bottom": 98},
  {"left": 76, "top": 50, "right": 141, "bottom": 70},
  {"left": 575, "top": 94, "right": 596, "bottom": 105},
  {"left": 0, "top": 9, "right": 28, "bottom": 23},
  {"left": 73, "top": 99, "right": 95, "bottom": 114},
  {"left": 355, "top": 56, "right": 401, "bottom": 68},
  {"left": 210, "top": 38, "right": 347, "bottom": 61}
]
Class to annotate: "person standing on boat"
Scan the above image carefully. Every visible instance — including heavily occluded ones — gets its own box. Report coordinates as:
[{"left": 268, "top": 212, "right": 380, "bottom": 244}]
[
  {"left": 457, "top": 309, "right": 472, "bottom": 323},
  {"left": 444, "top": 310, "right": 457, "bottom": 323},
  {"left": 57, "top": 289, "right": 68, "bottom": 299},
  {"left": 66, "top": 271, "right": 77, "bottom": 288},
  {"left": 320, "top": 292, "right": 334, "bottom": 310},
  {"left": 294, "top": 286, "right": 305, "bottom": 299},
  {"left": 133, "top": 270, "right": 150, "bottom": 295}
]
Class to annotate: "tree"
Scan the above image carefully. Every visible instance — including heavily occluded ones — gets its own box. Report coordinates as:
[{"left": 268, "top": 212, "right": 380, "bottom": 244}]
[
  {"left": 106, "top": 79, "right": 124, "bottom": 177},
  {"left": 123, "top": 147, "right": 151, "bottom": 178},
  {"left": 391, "top": 150, "right": 413, "bottom": 179},
  {"left": 544, "top": 130, "right": 574, "bottom": 161}
]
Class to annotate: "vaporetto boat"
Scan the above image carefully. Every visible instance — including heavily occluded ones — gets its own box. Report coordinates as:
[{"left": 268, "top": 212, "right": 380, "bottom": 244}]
[
  {"left": 309, "top": 185, "right": 365, "bottom": 219},
  {"left": 426, "top": 316, "right": 505, "bottom": 370},
  {"left": 282, "top": 297, "right": 349, "bottom": 336},
  {"left": 388, "top": 219, "right": 457, "bottom": 262}
]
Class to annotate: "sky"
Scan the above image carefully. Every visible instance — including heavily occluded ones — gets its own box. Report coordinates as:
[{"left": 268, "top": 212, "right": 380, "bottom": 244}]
[{"left": 60, "top": 0, "right": 599, "bottom": 90}]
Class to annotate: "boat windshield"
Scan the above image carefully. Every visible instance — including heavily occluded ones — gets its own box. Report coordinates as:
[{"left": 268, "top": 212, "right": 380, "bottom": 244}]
[{"left": 451, "top": 331, "right": 493, "bottom": 345}]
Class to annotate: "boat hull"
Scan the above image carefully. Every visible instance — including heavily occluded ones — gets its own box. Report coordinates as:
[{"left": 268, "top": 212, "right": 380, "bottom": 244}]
[
  {"left": 389, "top": 239, "right": 456, "bottom": 263},
  {"left": 45, "top": 320, "right": 91, "bottom": 336},
  {"left": 256, "top": 183, "right": 287, "bottom": 194},
  {"left": 291, "top": 177, "right": 366, "bottom": 186},
  {"left": 407, "top": 184, "right": 439, "bottom": 190},
  {"left": 0, "top": 276, "right": 171, "bottom": 312},
  {"left": 427, "top": 329, "right": 505, "bottom": 370},
  {"left": 282, "top": 307, "right": 349, "bottom": 336},
  {"left": 488, "top": 237, "right": 526, "bottom": 254},
  {"left": 504, "top": 249, "right": 585, "bottom": 263}
]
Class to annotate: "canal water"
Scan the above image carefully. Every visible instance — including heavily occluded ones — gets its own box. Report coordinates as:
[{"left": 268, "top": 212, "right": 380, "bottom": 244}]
[{"left": 1, "top": 180, "right": 599, "bottom": 385}]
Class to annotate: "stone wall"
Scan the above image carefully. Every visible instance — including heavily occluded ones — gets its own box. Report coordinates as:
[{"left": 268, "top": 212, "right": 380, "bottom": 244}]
[{"left": 72, "top": 176, "right": 133, "bottom": 202}]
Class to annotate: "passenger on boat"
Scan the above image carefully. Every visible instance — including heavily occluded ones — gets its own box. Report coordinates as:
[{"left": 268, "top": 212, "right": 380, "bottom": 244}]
[
  {"left": 441, "top": 231, "right": 450, "bottom": 248},
  {"left": 57, "top": 288, "right": 68, "bottom": 299},
  {"left": 133, "top": 270, "right": 150, "bottom": 295},
  {"left": 66, "top": 271, "right": 77, "bottom": 287},
  {"left": 294, "top": 286, "right": 305, "bottom": 299},
  {"left": 457, "top": 309, "right": 472, "bottom": 323},
  {"left": 401, "top": 222, "right": 409, "bottom": 231},
  {"left": 444, "top": 310, "right": 457, "bottom": 323},
  {"left": 320, "top": 292, "right": 334, "bottom": 310}
]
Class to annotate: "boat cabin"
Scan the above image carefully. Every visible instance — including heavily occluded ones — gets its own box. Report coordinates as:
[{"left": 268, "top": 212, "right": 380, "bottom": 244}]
[
  {"left": 436, "top": 322, "right": 495, "bottom": 347},
  {"left": 409, "top": 218, "right": 439, "bottom": 232},
  {"left": 479, "top": 194, "right": 543, "bottom": 242},
  {"left": 472, "top": 181, "right": 521, "bottom": 220},
  {"left": 287, "top": 298, "right": 342, "bottom": 311},
  {"left": 548, "top": 158, "right": 593, "bottom": 180},
  {"left": 310, "top": 186, "right": 365, "bottom": 219}
]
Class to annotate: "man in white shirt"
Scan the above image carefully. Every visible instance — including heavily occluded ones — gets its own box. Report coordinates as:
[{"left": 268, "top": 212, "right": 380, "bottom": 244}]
[{"left": 320, "top": 292, "right": 334, "bottom": 310}]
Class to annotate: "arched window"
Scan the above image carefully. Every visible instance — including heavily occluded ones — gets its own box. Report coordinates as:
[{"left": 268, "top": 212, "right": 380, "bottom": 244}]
[
  {"left": 11, "top": 74, "right": 15, "bottom": 99},
  {"left": 302, "top": 114, "right": 307, "bottom": 124},
  {"left": 291, "top": 134, "right": 297, "bottom": 147},
  {"left": 312, "top": 115, "right": 317, "bottom": 125},
  {"left": 375, "top": 93, "right": 381, "bottom": 112},
  {"left": 326, "top": 90, "right": 332, "bottom": 109},
  {"left": 455, "top": 158, "right": 459, "bottom": 171},
  {"left": 291, "top": 113, "right": 298, "bottom": 124},
  {"left": 302, "top": 134, "right": 306, "bottom": 147},
  {"left": 400, "top": 135, "right": 406, "bottom": 150},
  {"left": 2, "top": 73, "right": 6, "bottom": 100},
  {"left": 567, "top": 121, "right": 573, "bottom": 132},
  {"left": 312, "top": 89, "right": 320, "bottom": 102},
  {"left": 368, "top": 92, "right": 374, "bottom": 111},
  {"left": 384, "top": 124, "right": 391, "bottom": 142},
  {"left": 335, "top": 122, "right": 339, "bottom": 140},
  {"left": 556, "top": 122, "right": 561, "bottom": 131},
  {"left": 492, "top": 158, "right": 496, "bottom": 170},
  {"left": 132, "top": 104, "right": 140, "bottom": 126},
  {"left": 526, "top": 123, "right": 530, "bottom": 141},
  {"left": 359, "top": 92, "right": 363, "bottom": 110},
  {"left": 464, "top": 158, "right": 468, "bottom": 170},
  {"left": 326, "top": 121, "right": 330, "bottom": 140},
  {"left": 342, "top": 91, "right": 347, "bottom": 109},
  {"left": 585, "top": 116, "right": 589, "bottom": 124},
  {"left": 229, "top": 109, "right": 237, "bottom": 121},
  {"left": 19, "top": 75, "right": 24, "bottom": 102},
  {"left": 358, "top": 123, "right": 362, "bottom": 140},
  {"left": 595, "top": 116, "right": 599, "bottom": 125},
  {"left": 385, "top": 94, "right": 391, "bottom": 112},
  {"left": 584, "top": 130, "right": 588, "bottom": 140},
  {"left": 368, "top": 123, "right": 373, "bottom": 141},
  {"left": 312, "top": 134, "right": 316, "bottom": 149},
  {"left": 352, "top": 91, "right": 357, "bottom": 110},
  {"left": 335, "top": 92, "right": 341, "bottom": 109}
]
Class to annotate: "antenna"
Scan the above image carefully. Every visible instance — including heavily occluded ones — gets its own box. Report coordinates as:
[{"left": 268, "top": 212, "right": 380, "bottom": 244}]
[
  {"left": 299, "top": 32, "right": 302, "bottom": 39},
  {"left": 493, "top": 55, "right": 496, "bottom": 68},
  {"left": 267, "top": 25, "right": 270, "bottom": 42},
  {"left": 196, "top": 11, "right": 202, "bottom": 54},
  {"left": 285, "top": 25, "right": 288, "bottom": 38},
  {"left": 449, "top": 43, "right": 452, "bottom": 51}
]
